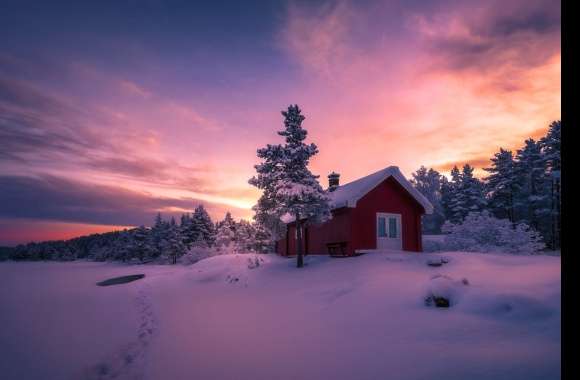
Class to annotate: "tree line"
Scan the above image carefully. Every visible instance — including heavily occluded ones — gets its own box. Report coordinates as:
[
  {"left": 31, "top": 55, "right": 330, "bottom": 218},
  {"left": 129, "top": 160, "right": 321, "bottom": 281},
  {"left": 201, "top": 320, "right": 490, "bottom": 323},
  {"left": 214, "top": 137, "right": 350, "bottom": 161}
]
[
  {"left": 2, "top": 108, "right": 560, "bottom": 263},
  {"left": 411, "top": 120, "right": 561, "bottom": 249},
  {"left": 5, "top": 104, "right": 330, "bottom": 266},
  {"left": 6, "top": 205, "right": 273, "bottom": 262}
]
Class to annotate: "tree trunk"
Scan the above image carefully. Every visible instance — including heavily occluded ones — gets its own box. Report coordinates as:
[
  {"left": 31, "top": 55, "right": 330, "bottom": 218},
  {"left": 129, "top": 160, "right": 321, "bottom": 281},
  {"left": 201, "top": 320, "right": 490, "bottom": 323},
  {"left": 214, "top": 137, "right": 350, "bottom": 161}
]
[
  {"left": 554, "top": 176, "right": 561, "bottom": 249},
  {"left": 550, "top": 178, "right": 556, "bottom": 250},
  {"left": 529, "top": 174, "right": 538, "bottom": 231},
  {"left": 296, "top": 213, "right": 304, "bottom": 268},
  {"left": 508, "top": 189, "right": 515, "bottom": 227}
]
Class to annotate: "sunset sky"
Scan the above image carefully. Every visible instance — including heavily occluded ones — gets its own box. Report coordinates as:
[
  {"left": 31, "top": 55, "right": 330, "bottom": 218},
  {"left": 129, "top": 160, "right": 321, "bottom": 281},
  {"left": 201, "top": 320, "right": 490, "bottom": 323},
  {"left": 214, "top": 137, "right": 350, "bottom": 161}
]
[{"left": 0, "top": 0, "right": 560, "bottom": 245}]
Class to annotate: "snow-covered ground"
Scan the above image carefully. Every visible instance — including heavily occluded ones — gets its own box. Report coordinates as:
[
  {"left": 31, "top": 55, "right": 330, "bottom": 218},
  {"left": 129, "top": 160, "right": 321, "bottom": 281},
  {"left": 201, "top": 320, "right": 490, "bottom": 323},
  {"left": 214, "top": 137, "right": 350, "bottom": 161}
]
[{"left": 0, "top": 252, "right": 560, "bottom": 380}]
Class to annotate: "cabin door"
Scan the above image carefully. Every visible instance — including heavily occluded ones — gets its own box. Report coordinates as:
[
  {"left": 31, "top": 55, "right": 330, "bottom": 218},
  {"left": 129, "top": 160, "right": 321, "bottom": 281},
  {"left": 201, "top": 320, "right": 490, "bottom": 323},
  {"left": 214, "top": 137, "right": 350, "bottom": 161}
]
[{"left": 376, "top": 213, "right": 402, "bottom": 250}]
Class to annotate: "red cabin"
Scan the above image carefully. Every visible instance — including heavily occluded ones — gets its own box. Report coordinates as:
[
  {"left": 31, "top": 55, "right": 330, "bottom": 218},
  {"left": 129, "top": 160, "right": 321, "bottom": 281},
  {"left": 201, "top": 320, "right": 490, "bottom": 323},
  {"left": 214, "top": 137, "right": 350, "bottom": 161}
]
[{"left": 275, "top": 166, "right": 433, "bottom": 256}]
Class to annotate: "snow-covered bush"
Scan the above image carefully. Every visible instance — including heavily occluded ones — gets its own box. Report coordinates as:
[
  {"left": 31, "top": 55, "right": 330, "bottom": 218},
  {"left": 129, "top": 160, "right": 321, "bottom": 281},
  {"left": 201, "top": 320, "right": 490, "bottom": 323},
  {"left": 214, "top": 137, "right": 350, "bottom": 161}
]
[
  {"left": 214, "top": 213, "right": 275, "bottom": 254},
  {"left": 247, "top": 255, "right": 264, "bottom": 269},
  {"left": 179, "top": 247, "right": 217, "bottom": 265},
  {"left": 179, "top": 244, "right": 259, "bottom": 266},
  {"left": 441, "top": 211, "right": 545, "bottom": 254},
  {"left": 422, "top": 235, "right": 447, "bottom": 252}
]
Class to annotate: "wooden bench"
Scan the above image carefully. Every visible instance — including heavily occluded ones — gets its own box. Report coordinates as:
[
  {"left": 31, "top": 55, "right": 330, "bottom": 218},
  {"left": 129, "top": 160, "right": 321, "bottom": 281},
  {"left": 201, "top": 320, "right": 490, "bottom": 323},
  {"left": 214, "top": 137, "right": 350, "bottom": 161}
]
[{"left": 327, "top": 242, "right": 348, "bottom": 257}]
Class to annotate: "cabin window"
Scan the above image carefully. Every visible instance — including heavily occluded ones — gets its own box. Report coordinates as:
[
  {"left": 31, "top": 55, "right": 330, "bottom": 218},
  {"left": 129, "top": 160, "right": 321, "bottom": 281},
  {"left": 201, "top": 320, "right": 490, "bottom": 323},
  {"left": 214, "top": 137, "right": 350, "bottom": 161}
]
[
  {"left": 378, "top": 215, "right": 399, "bottom": 238},
  {"left": 388, "top": 217, "right": 398, "bottom": 238},
  {"left": 377, "top": 217, "right": 387, "bottom": 237}
]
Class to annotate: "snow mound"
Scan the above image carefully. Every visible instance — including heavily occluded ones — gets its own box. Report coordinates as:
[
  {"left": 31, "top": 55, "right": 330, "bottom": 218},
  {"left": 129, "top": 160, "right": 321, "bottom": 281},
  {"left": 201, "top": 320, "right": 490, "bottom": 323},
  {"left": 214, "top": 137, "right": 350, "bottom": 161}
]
[
  {"left": 461, "top": 293, "right": 555, "bottom": 321},
  {"left": 424, "top": 275, "right": 469, "bottom": 307},
  {"left": 247, "top": 256, "right": 265, "bottom": 269},
  {"left": 426, "top": 256, "right": 451, "bottom": 267},
  {"left": 179, "top": 246, "right": 223, "bottom": 265},
  {"left": 188, "top": 254, "right": 269, "bottom": 286}
]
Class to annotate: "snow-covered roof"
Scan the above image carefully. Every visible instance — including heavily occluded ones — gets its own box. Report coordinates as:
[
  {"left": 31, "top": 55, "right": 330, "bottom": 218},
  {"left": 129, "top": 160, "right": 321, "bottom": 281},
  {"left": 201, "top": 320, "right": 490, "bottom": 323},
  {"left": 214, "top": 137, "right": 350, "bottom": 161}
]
[{"left": 328, "top": 166, "right": 434, "bottom": 214}]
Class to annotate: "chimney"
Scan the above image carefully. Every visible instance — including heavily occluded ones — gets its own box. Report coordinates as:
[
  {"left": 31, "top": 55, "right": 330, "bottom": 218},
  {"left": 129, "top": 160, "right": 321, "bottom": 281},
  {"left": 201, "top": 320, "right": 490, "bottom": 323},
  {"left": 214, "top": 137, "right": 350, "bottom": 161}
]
[{"left": 328, "top": 172, "right": 340, "bottom": 191}]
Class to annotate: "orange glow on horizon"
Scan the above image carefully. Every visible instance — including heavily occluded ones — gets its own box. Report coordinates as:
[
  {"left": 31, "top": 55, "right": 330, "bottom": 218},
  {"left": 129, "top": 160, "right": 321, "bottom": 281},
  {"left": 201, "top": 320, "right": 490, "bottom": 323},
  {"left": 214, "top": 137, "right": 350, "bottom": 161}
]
[{"left": 0, "top": 221, "right": 134, "bottom": 246}]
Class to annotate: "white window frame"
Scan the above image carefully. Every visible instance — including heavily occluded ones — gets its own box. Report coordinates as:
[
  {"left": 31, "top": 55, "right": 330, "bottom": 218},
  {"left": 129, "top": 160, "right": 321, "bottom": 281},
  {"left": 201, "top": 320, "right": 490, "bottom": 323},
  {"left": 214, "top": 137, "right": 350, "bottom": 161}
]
[{"left": 376, "top": 213, "right": 401, "bottom": 239}]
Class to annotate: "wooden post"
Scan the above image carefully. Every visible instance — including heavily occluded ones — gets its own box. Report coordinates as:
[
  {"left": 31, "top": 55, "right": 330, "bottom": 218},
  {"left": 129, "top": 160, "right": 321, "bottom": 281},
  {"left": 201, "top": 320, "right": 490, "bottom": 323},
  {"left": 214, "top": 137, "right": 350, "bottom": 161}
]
[{"left": 296, "top": 213, "right": 304, "bottom": 268}]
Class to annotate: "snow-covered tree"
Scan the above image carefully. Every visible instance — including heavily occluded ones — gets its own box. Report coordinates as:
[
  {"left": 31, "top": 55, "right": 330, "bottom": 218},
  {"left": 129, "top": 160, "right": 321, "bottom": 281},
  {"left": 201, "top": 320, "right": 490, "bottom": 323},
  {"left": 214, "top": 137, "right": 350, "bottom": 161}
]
[
  {"left": 127, "top": 225, "right": 155, "bottom": 262},
  {"left": 179, "top": 213, "right": 196, "bottom": 248},
  {"left": 540, "top": 120, "right": 561, "bottom": 173},
  {"left": 214, "top": 212, "right": 272, "bottom": 254},
  {"left": 484, "top": 148, "right": 517, "bottom": 223},
  {"left": 115, "top": 231, "right": 134, "bottom": 262},
  {"left": 215, "top": 212, "right": 237, "bottom": 252},
  {"left": 442, "top": 211, "right": 545, "bottom": 254},
  {"left": 250, "top": 221, "right": 274, "bottom": 253},
  {"left": 452, "top": 165, "right": 486, "bottom": 222},
  {"left": 216, "top": 212, "right": 235, "bottom": 230},
  {"left": 539, "top": 120, "right": 561, "bottom": 249},
  {"left": 160, "top": 217, "right": 187, "bottom": 264},
  {"left": 235, "top": 219, "right": 255, "bottom": 252},
  {"left": 410, "top": 166, "right": 445, "bottom": 233},
  {"left": 248, "top": 139, "right": 287, "bottom": 241},
  {"left": 441, "top": 165, "right": 486, "bottom": 224},
  {"left": 514, "top": 139, "right": 549, "bottom": 231},
  {"left": 249, "top": 104, "right": 331, "bottom": 268},
  {"left": 441, "top": 167, "right": 460, "bottom": 222},
  {"left": 441, "top": 166, "right": 461, "bottom": 222},
  {"left": 150, "top": 212, "right": 170, "bottom": 258},
  {"left": 190, "top": 205, "right": 215, "bottom": 247}
]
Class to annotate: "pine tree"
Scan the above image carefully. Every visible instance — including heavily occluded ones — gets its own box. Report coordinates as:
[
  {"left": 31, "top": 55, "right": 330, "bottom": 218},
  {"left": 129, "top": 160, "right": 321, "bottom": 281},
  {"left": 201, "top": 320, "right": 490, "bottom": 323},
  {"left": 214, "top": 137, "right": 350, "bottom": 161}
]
[
  {"left": 161, "top": 220, "right": 186, "bottom": 264},
  {"left": 150, "top": 212, "right": 169, "bottom": 258},
  {"left": 249, "top": 105, "right": 331, "bottom": 268},
  {"left": 235, "top": 219, "right": 254, "bottom": 252},
  {"left": 191, "top": 205, "right": 215, "bottom": 247},
  {"left": 484, "top": 148, "right": 516, "bottom": 223},
  {"left": 514, "top": 139, "right": 549, "bottom": 231},
  {"left": 539, "top": 120, "right": 561, "bottom": 249},
  {"left": 410, "top": 166, "right": 445, "bottom": 233},
  {"left": 248, "top": 141, "right": 288, "bottom": 241},
  {"left": 441, "top": 166, "right": 462, "bottom": 223},
  {"left": 457, "top": 164, "right": 487, "bottom": 219},
  {"left": 180, "top": 213, "right": 195, "bottom": 248},
  {"left": 217, "top": 212, "right": 235, "bottom": 230},
  {"left": 443, "top": 165, "right": 486, "bottom": 223},
  {"left": 215, "top": 212, "right": 237, "bottom": 252},
  {"left": 128, "top": 225, "right": 155, "bottom": 262},
  {"left": 115, "top": 231, "right": 133, "bottom": 262},
  {"left": 251, "top": 221, "right": 274, "bottom": 253}
]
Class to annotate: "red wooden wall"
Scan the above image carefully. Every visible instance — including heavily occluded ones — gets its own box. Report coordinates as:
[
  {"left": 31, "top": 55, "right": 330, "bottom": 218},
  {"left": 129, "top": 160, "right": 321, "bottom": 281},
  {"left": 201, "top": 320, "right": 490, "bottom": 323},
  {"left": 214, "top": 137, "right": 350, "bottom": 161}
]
[
  {"left": 276, "top": 207, "right": 353, "bottom": 256},
  {"left": 351, "top": 177, "right": 424, "bottom": 252},
  {"left": 306, "top": 207, "right": 353, "bottom": 255}
]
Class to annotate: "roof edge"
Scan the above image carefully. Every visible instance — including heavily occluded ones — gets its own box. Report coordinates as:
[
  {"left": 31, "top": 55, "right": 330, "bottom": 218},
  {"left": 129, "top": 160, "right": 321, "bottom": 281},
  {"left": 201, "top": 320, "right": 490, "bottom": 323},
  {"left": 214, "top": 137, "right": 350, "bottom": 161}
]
[{"left": 349, "top": 166, "right": 434, "bottom": 214}]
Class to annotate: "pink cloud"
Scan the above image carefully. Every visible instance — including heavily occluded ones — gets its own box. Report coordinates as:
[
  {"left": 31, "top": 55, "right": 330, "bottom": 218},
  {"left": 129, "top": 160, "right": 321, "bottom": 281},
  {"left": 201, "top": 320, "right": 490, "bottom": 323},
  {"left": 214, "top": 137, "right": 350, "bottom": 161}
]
[
  {"left": 277, "top": 0, "right": 559, "bottom": 181},
  {"left": 119, "top": 79, "right": 152, "bottom": 99}
]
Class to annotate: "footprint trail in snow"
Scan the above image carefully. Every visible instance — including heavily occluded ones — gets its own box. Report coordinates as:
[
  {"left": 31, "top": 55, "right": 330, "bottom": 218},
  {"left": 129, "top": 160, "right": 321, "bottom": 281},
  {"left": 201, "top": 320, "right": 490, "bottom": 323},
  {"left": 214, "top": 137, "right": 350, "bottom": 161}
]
[{"left": 82, "top": 283, "right": 157, "bottom": 380}]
